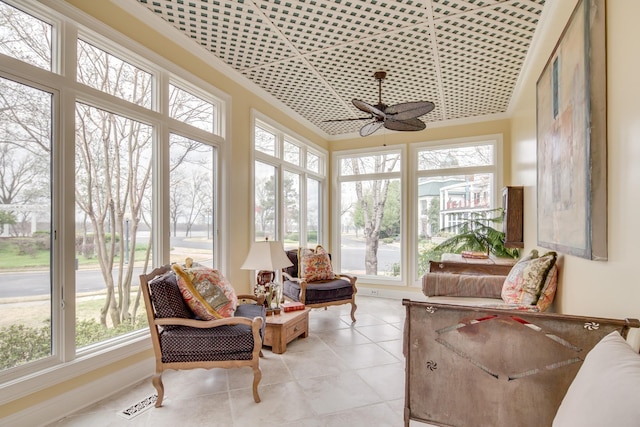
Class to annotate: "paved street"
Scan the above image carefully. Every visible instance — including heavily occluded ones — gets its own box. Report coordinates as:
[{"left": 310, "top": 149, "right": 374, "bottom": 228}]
[{"left": 1, "top": 234, "right": 400, "bottom": 299}]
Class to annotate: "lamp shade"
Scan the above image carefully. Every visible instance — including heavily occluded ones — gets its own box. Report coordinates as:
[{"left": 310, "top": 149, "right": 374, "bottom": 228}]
[{"left": 240, "top": 240, "right": 293, "bottom": 271}]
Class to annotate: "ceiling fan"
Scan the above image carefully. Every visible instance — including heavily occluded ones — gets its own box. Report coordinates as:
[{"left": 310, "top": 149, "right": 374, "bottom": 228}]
[{"left": 325, "top": 71, "right": 435, "bottom": 137}]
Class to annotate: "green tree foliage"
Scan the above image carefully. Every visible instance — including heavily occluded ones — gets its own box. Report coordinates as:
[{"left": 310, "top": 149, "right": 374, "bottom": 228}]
[
  {"left": 0, "top": 210, "right": 16, "bottom": 228},
  {"left": 0, "top": 316, "right": 149, "bottom": 370},
  {"left": 426, "top": 197, "right": 440, "bottom": 236},
  {"left": 424, "top": 209, "right": 519, "bottom": 261},
  {"left": 0, "top": 324, "right": 50, "bottom": 370},
  {"left": 353, "top": 180, "right": 401, "bottom": 239}
]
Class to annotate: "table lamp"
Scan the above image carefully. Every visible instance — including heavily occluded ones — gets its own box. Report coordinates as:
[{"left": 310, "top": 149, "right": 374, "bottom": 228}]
[{"left": 241, "top": 240, "right": 293, "bottom": 309}]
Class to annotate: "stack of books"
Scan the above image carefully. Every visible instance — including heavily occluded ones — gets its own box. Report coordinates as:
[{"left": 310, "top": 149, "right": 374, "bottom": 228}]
[
  {"left": 281, "top": 301, "right": 305, "bottom": 312},
  {"left": 461, "top": 251, "right": 489, "bottom": 259}
]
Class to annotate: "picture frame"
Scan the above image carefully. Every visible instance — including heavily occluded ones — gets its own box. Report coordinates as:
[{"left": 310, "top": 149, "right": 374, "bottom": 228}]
[{"left": 536, "top": 0, "right": 607, "bottom": 260}]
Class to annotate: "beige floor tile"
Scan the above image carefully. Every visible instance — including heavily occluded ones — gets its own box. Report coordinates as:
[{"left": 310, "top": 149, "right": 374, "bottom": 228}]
[
  {"left": 48, "top": 296, "right": 416, "bottom": 427},
  {"left": 332, "top": 342, "right": 399, "bottom": 369},
  {"left": 356, "top": 323, "right": 404, "bottom": 342},
  {"left": 319, "top": 402, "right": 402, "bottom": 427},
  {"left": 283, "top": 348, "right": 349, "bottom": 380},
  {"left": 230, "top": 381, "right": 316, "bottom": 427},
  {"left": 143, "top": 391, "right": 233, "bottom": 426},
  {"left": 296, "top": 371, "right": 382, "bottom": 415},
  {"left": 377, "top": 338, "right": 405, "bottom": 360},
  {"left": 227, "top": 354, "right": 291, "bottom": 390},
  {"left": 355, "top": 362, "right": 406, "bottom": 401},
  {"left": 316, "top": 326, "right": 372, "bottom": 348}
]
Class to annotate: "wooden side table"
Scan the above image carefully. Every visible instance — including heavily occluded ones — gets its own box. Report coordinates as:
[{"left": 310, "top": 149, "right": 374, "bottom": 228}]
[{"left": 262, "top": 307, "right": 310, "bottom": 354}]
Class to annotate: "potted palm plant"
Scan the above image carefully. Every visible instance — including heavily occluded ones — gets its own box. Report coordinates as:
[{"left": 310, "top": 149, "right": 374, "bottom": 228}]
[{"left": 428, "top": 208, "right": 519, "bottom": 260}]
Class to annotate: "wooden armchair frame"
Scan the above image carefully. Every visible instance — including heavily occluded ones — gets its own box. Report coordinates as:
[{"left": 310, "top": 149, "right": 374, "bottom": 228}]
[{"left": 140, "top": 265, "right": 264, "bottom": 406}]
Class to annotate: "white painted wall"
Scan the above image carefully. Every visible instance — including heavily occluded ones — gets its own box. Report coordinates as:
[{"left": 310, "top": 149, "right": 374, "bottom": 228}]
[{"left": 511, "top": 0, "right": 640, "bottom": 331}]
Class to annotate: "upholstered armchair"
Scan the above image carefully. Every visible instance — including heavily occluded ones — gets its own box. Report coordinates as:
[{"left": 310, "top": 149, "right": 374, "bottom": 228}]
[
  {"left": 140, "top": 265, "right": 266, "bottom": 406},
  {"left": 282, "top": 247, "right": 358, "bottom": 322}
]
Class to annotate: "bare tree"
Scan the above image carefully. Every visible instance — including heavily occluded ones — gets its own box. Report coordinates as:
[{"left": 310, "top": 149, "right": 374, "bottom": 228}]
[
  {"left": 75, "top": 103, "right": 153, "bottom": 327},
  {"left": 351, "top": 154, "right": 399, "bottom": 275},
  {"left": 169, "top": 173, "right": 187, "bottom": 237},
  {"left": 0, "top": 77, "right": 51, "bottom": 237}
]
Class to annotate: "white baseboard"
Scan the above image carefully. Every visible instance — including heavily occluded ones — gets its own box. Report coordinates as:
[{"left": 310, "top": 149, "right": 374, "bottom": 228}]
[
  {"left": 357, "top": 286, "right": 427, "bottom": 302},
  {"left": 0, "top": 357, "right": 154, "bottom": 427}
]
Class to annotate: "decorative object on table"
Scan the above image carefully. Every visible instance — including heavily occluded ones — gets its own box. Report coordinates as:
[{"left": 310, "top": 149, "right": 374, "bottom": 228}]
[
  {"left": 461, "top": 251, "right": 489, "bottom": 259},
  {"left": 536, "top": 0, "right": 607, "bottom": 260},
  {"left": 281, "top": 301, "right": 305, "bottom": 312},
  {"left": 241, "top": 239, "right": 293, "bottom": 311}
]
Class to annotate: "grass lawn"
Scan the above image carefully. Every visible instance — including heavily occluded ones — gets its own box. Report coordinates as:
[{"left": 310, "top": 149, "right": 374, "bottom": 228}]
[{"left": 0, "top": 290, "right": 146, "bottom": 329}]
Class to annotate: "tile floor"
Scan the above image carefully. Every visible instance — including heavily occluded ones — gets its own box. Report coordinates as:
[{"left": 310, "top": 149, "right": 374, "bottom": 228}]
[{"left": 49, "top": 296, "right": 434, "bottom": 427}]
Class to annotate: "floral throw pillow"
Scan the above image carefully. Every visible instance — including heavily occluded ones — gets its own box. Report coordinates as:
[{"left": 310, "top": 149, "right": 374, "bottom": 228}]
[
  {"left": 172, "top": 264, "right": 238, "bottom": 319},
  {"left": 299, "top": 245, "right": 335, "bottom": 282},
  {"left": 501, "top": 250, "right": 557, "bottom": 307},
  {"left": 535, "top": 263, "right": 558, "bottom": 311}
]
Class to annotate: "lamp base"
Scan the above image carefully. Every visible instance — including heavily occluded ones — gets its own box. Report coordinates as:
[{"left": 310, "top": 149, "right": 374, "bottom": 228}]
[{"left": 257, "top": 270, "right": 275, "bottom": 286}]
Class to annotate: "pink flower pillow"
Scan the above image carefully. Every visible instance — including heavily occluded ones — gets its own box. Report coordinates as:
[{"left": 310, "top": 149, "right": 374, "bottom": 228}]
[
  {"left": 172, "top": 264, "right": 237, "bottom": 319},
  {"left": 299, "top": 245, "right": 335, "bottom": 282},
  {"left": 501, "top": 250, "right": 557, "bottom": 308}
]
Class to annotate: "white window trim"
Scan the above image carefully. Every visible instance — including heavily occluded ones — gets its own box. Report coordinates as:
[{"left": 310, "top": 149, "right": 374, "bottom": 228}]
[
  {"left": 409, "top": 134, "right": 503, "bottom": 286},
  {"left": 0, "top": 0, "right": 231, "bottom": 400},
  {"left": 332, "top": 145, "right": 407, "bottom": 286},
  {"left": 250, "top": 110, "right": 328, "bottom": 249}
]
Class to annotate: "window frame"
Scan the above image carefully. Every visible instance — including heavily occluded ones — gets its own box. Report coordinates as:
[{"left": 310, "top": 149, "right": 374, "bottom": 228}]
[
  {"left": 250, "top": 111, "right": 327, "bottom": 249},
  {"left": 0, "top": 0, "right": 230, "bottom": 403},
  {"left": 409, "top": 135, "right": 503, "bottom": 286},
  {"left": 332, "top": 145, "right": 407, "bottom": 286}
]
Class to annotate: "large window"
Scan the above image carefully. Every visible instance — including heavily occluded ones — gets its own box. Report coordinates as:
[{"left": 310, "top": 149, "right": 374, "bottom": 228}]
[
  {"left": 335, "top": 150, "right": 403, "bottom": 283},
  {"left": 0, "top": 76, "right": 53, "bottom": 369},
  {"left": 0, "top": 1, "right": 225, "bottom": 385},
  {"left": 252, "top": 118, "right": 326, "bottom": 250},
  {"left": 170, "top": 134, "right": 217, "bottom": 266},
  {"left": 414, "top": 138, "right": 499, "bottom": 281}
]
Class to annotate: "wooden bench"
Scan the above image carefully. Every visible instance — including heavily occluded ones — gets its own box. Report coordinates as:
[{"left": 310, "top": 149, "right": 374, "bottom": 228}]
[{"left": 403, "top": 299, "right": 640, "bottom": 427}]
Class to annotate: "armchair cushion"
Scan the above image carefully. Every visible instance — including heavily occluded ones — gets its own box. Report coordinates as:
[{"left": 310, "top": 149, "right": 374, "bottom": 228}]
[
  {"left": 148, "top": 270, "right": 193, "bottom": 330},
  {"left": 159, "top": 324, "right": 256, "bottom": 363},
  {"left": 173, "top": 264, "right": 238, "bottom": 320},
  {"left": 235, "top": 302, "right": 266, "bottom": 338},
  {"left": 284, "top": 278, "right": 354, "bottom": 305},
  {"left": 159, "top": 300, "right": 265, "bottom": 364},
  {"left": 501, "top": 250, "right": 557, "bottom": 307},
  {"left": 299, "top": 245, "right": 335, "bottom": 282},
  {"left": 284, "top": 249, "right": 299, "bottom": 278}
]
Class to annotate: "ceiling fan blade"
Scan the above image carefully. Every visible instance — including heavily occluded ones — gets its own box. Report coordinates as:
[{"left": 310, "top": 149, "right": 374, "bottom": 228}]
[
  {"left": 359, "top": 121, "right": 384, "bottom": 137},
  {"left": 352, "top": 99, "right": 386, "bottom": 119},
  {"left": 385, "top": 101, "right": 435, "bottom": 120},
  {"left": 322, "top": 116, "right": 372, "bottom": 123},
  {"left": 384, "top": 117, "right": 426, "bottom": 132}
]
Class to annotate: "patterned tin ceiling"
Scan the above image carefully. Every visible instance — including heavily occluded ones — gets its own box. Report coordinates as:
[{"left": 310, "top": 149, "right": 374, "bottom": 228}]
[{"left": 133, "top": 0, "right": 546, "bottom": 137}]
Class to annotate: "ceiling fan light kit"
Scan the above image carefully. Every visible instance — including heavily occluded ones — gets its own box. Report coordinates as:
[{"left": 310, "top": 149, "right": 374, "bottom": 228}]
[{"left": 325, "top": 71, "right": 435, "bottom": 137}]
